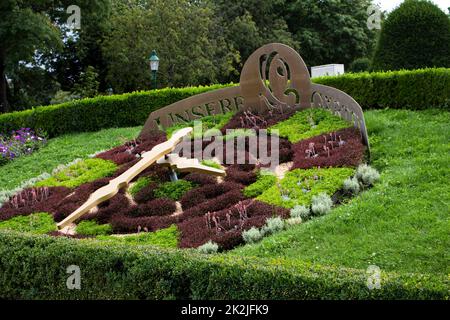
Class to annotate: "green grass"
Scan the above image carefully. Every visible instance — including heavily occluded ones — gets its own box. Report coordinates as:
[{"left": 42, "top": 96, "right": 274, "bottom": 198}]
[
  {"left": 230, "top": 109, "right": 450, "bottom": 276},
  {"left": 0, "top": 212, "right": 56, "bottom": 234},
  {"left": 269, "top": 108, "right": 351, "bottom": 143},
  {"left": 256, "top": 167, "right": 354, "bottom": 209},
  {"left": 0, "top": 126, "right": 141, "bottom": 191},
  {"left": 35, "top": 158, "right": 117, "bottom": 188},
  {"left": 95, "top": 225, "right": 179, "bottom": 248},
  {"left": 76, "top": 220, "right": 113, "bottom": 236}
]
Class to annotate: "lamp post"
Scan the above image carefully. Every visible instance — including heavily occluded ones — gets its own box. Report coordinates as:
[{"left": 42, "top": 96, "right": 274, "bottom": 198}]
[{"left": 149, "top": 50, "right": 159, "bottom": 90}]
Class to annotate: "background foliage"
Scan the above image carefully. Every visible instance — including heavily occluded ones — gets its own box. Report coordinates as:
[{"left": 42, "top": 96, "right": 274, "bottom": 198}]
[
  {"left": 0, "top": 68, "right": 448, "bottom": 138},
  {"left": 372, "top": 0, "right": 450, "bottom": 71}
]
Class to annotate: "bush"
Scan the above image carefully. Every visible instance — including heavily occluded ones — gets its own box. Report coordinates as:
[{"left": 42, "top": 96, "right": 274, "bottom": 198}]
[
  {"left": 269, "top": 108, "right": 351, "bottom": 143},
  {"left": 349, "top": 58, "right": 371, "bottom": 73},
  {"left": 243, "top": 171, "right": 277, "bottom": 198},
  {"left": 290, "top": 205, "right": 310, "bottom": 220},
  {"left": 0, "top": 84, "right": 232, "bottom": 137},
  {"left": 129, "top": 177, "right": 153, "bottom": 196},
  {"left": 356, "top": 164, "right": 380, "bottom": 186},
  {"left": 0, "top": 212, "right": 56, "bottom": 234},
  {"left": 372, "top": 0, "right": 450, "bottom": 71},
  {"left": 242, "top": 227, "right": 263, "bottom": 244},
  {"left": 261, "top": 216, "right": 285, "bottom": 235},
  {"left": 0, "top": 230, "right": 446, "bottom": 299},
  {"left": 35, "top": 158, "right": 117, "bottom": 188},
  {"left": 257, "top": 167, "right": 354, "bottom": 209},
  {"left": 154, "top": 180, "right": 195, "bottom": 201},
  {"left": 311, "top": 193, "right": 333, "bottom": 216},
  {"left": 76, "top": 220, "right": 113, "bottom": 236},
  {"left": 314, "top": 68, "right": 450, "bottom": 110},
  {"left": 1, "top": 69, "right": 449, "bottom": 138},
  {"left": 136, "top": 198, "right": 177, "bottom": 217},
  {"left": 96, "top": 225, "right": 179, "bottom": 248},
  {"left": 197, "top": 241, "right": 219, "bottom": 254},
  {"left": 343, "top": 177, "right": 360, "bottom": 195}
]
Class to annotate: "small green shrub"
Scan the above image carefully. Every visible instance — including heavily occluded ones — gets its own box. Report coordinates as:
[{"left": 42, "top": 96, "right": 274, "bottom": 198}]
[
  {"left": 290, "top": 205, "right": 311, "bottom": 220},
  {"left": 269, "top": 108, "right": 351, "bottom": 143},
  {"left": 154, "top": 180, "right": 195, "bottom": 201},
  {"left": 243, "top": 171, "right": 277, "bottom": 198},
  {"left": 311, "top": 193, "right": 333, "bottom": 216},
  {"left": 129, "top": 177, "right": 153, "bottom": 196},
  {"left": 35, "top": 158, "right": 117, "bottom": 188},
  {"left": 242, "top": 227, "right": 263, "bottom": 244},
  {"left": 343, "top": 177, "right": 360, "bottom": 195},
  {"left": 197, "top": 240, "right": 219, "bottom": 254},
  {"left": 261, "top": 217, "right": 285, "bottom": 236},
  {"left": 96, "top": 225, "right": 179, "bottom": 248},
  {"left": 0, "top": 212, "right": 56, "bottom": 234},
  {"left": 201, "top": 159, "right": 222, "bottom": 170},
  {"left": 355, "top": 164, "right": 380, "bottom": 186},
  {"left": 257, "top": 167, "right": 354, "bottom": 209},
  {"left": 76, "top": 220, "right": 112, "bottom": 236}
]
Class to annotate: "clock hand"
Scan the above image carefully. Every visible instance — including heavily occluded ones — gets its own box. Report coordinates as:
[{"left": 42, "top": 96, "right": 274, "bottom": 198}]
[{"left": 57, "top": 127, "right": 193, "bottom": 230}]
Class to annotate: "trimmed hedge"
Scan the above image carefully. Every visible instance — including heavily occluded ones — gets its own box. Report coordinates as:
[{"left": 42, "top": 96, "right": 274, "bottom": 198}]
[
  {"left": 0, "top": 84, "right": 232, "bottom": 138},
  {"left": 0, "top": 230, "right": 447, "bottom": 299},
  {"left": 314, "top": 68, "right": 450, "bottom": 110},
  {"left": 0, "top": 68, "right": 448, "bottom": 137}
]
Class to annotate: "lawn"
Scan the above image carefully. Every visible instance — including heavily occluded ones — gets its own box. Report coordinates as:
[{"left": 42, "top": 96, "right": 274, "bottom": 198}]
[
  {"left": 229, "top": 108, "right": 450, "bottom": 275},
  {"left": 0, "top": 126, "right": 141, "bottom": 191},
  {"left": 1, "top": 109, "right": 448, "bottom": 277}
]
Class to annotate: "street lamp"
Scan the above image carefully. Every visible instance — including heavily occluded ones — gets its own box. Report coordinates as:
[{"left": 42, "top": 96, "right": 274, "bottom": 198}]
[{"left": 149, "top": 50, "right": 159, "bottom": 90}]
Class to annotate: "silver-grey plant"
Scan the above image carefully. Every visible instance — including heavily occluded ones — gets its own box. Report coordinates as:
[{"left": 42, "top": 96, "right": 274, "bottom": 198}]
[
  {"left": 197, "top": 240, "right": 219, "bottom": 254},
  {"left": 290, "top": 205, "right": 311, "bottom": 219},
  {"left": 343, "top": 177, "right": 360, "bottom": 195},
  {"left": 311, "top": 193, "right": 333, "bottom": 216},
  {"left": 261, "top": 216, "right": 285, "bottom": 235},
  {"left": 356, "top": 164, "right": 380, "bottom": 186},
  {"left": 242, "top": 227, "right": 263, "bottom": 244}
]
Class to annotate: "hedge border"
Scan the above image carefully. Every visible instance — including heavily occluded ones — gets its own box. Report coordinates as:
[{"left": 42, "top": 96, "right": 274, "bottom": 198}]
[
  {"left": 0, "top": 68, "right": 448, "bottom": 138},
  {"left": 0, "top": 230, "right": 447, "bottom": 300}
]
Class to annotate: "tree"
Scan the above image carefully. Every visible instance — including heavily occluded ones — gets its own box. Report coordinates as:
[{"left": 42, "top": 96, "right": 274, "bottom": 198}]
[
  {"left": 0, "top": 0, "right": 61, "bottom": 113},
  {"left": 372, "top": 0, "right": 450, "bottom": 71},
  {"left": 102, "top": 0, "right": 232, "bottom": 92},
  {"left": 284, "top": 0, "right": 377, "bottom": 67},
  {"left": 212, "top": 0, "right": 299, "bottom": 79}
]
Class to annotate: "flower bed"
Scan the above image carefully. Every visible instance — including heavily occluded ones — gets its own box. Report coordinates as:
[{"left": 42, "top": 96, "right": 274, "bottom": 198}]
[
  {"left": 0, "top": 128, "right": 46, "bottom": 165},
  {"left": 0, "top": 107, "right": 374, "bottom": 252}
]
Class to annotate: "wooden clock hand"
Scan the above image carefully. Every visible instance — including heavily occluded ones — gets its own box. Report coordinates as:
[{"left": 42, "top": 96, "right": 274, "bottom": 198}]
[{"left": 57, "top": 127, "right": 193, "bottom": 230}]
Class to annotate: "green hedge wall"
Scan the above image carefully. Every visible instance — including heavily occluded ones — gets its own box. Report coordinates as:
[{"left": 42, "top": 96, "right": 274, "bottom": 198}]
[
  {"left": 314, "top": 68, "right": 450, "bottom": 110},
  {"left": 0, "top": 230, "right": 447, "bottom": 300},
  {"left": 0, "top": 68, "right": 448, "bottom": 137},
  {"left": 0, "top": 84, "right": 232, "bottom": 137}
]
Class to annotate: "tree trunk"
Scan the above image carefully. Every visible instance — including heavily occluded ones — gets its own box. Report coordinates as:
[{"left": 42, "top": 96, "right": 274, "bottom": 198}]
[{"left": 0, "top": 49, "right": 10, "bottom": 114}]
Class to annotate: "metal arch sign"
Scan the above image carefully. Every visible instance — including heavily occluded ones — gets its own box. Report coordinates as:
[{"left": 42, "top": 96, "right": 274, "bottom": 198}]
[{"left": 140, "top": 43, "right": 370, "bottom": 149}]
